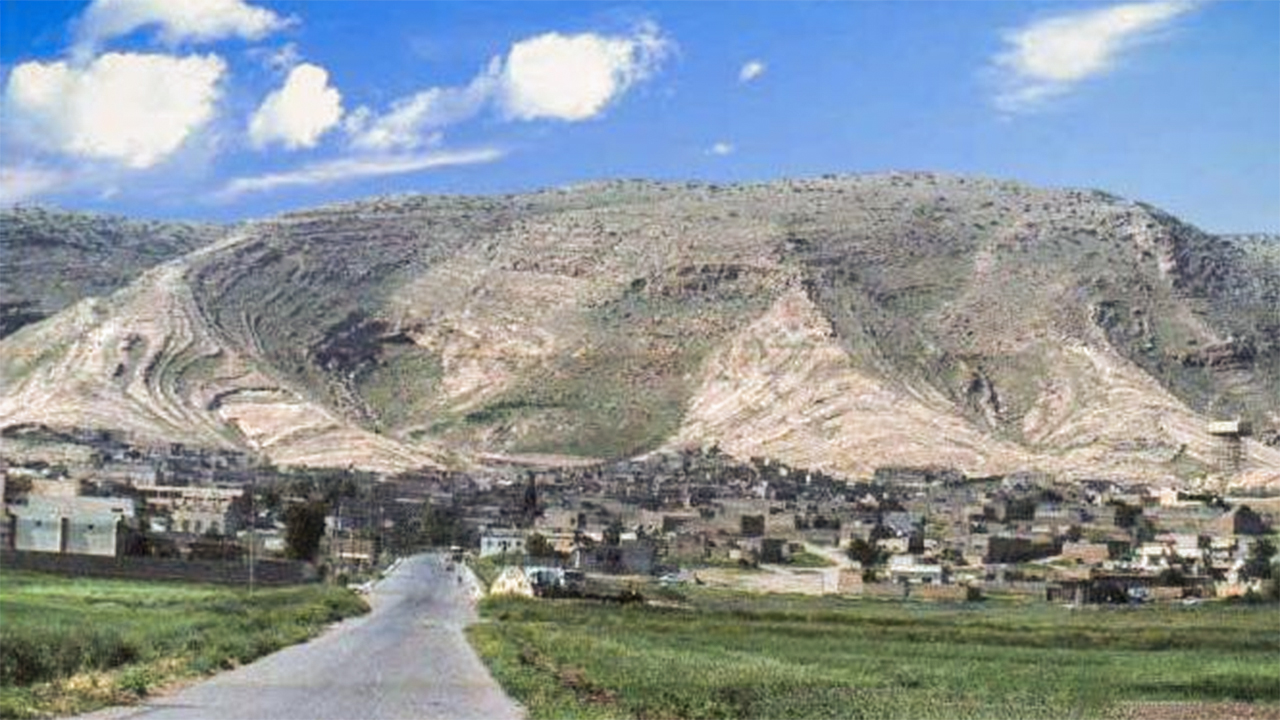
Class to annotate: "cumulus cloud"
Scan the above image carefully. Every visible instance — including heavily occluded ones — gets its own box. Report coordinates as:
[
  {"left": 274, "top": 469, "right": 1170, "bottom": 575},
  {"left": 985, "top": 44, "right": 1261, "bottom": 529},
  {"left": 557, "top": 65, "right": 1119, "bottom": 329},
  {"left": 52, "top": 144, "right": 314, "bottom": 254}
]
[
  {"left": 217, "top": 147, "right": 505, "bottom": 198},
  {"left": 345, "top": 23, "right": 670, "bottom": 151},
  {"left": 75, "top": 0, "right": 289, "bottom": 50},
  {"left": 346, "top": 60, "right": 500, "bottom": 152},
  {"left": 4, "top": 52, "right": 225, "bottom": 169},
  {"left": 993, "top": 0, "right": 1196, "bottom": 113},
  {"left": 0, "top": 165, "right": 69, "bottom": 204},
  {"left": 250, "top": 63, "right": 343, "bottom": 150},
  {"left": 498, "top": 23, "right": 670, "bottom": 121},
  {"left": 739, "top": 60, "right": 766, "bottom": 83},
  {"left": 707, "top": 141, "right": 735, "bottom": 156}
]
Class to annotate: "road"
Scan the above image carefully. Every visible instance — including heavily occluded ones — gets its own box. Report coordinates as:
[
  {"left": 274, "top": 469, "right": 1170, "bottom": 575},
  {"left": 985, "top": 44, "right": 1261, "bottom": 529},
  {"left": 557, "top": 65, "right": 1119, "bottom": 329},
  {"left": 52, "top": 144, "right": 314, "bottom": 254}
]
[{"left": 79, "top": 554, "right": 524, "bottom": 720}]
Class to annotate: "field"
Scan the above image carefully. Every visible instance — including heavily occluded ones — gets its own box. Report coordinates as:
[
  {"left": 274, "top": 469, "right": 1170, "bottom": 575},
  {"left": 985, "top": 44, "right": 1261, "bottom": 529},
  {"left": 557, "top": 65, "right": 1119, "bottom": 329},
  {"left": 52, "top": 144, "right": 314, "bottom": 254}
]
[
  {"left": 0, "top": 571, "right": 367, "bottom": 719},
  {"left": 468, "top": 589, "right": 1280, "bottom": 720}
]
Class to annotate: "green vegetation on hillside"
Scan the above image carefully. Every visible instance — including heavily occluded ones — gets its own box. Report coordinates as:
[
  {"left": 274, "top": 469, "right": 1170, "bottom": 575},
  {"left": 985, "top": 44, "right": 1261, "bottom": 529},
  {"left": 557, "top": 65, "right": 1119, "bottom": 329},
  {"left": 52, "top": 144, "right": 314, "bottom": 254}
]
[
  {"left": 469, "top": 591, "right": 1280, "bottom": 720},
  {"left": 0, "top": 571, "right": 367, "bottom": 719},
  {"left": 0, "top": 207, "right": 223, "bottom": 338}
]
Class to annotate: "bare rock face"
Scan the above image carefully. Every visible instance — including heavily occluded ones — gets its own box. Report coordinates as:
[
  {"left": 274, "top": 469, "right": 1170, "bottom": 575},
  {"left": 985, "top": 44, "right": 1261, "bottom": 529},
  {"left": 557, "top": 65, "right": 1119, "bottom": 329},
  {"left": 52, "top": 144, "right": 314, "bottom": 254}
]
[{"left": 2, "top": 174, "right": 1277, "bottom": 487}]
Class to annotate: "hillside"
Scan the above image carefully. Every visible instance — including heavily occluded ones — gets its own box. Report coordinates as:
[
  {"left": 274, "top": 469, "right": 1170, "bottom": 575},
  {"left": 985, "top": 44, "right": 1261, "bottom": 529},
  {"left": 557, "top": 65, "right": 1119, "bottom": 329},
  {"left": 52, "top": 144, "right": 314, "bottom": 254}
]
[
  {"left": 1, "top": 174, "right": 1277, "bottom": 486},
  {"left": 0, "top": 207, "right": 225, "bottom": 338}
]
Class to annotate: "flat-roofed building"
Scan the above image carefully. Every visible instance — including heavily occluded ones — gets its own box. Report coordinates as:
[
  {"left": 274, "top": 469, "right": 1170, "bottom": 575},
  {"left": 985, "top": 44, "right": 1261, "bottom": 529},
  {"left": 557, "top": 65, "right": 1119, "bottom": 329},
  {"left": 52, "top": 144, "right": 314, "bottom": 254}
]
[{"left": 8, "top": 495, "right": 135, "bottom": 556}]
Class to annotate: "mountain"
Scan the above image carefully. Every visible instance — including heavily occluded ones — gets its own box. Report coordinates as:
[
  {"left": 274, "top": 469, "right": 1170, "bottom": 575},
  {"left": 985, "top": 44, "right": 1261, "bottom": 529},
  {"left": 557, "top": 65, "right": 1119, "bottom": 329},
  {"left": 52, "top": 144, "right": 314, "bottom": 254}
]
[
  {"left": 1, "top": 207, "right": 225, "bottom": 338},
  {"left": 1, "top": 174, "right": 1277, "bottom": 486}
]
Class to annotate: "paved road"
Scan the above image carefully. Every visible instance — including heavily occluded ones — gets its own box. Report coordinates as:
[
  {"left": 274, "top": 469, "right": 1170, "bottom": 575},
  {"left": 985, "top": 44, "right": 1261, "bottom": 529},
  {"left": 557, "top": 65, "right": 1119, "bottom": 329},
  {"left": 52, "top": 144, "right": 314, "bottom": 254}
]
[{"left": 79, "top": 554, "right": 524, "bottom": 720}]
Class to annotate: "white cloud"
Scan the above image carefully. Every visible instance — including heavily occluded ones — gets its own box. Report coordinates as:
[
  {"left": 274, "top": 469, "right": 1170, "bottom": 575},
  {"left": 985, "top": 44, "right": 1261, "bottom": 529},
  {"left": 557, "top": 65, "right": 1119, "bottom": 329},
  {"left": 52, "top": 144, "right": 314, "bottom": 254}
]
[
  {"left": 498, "top": 23, "right": 670, "bottom": 121},
  {"left": 250, "top": 63, "right": 344, "bottom": 150},
  {"left": 75, "top": 0, "right": 289, "bottom": 50},
  {"left": 993, "top": 1, "right": 1196, "bottom": 113},
  {"left": 707, "top": 142, "right": 734, "bottom": 156},
  {"left": 266, "top": 43, "right": 302, "bottom": 72},
  {"left": 216, "top": 147, "right": 505, "bottom": 198},
  {"left": 345, "top": 23, "right": 670, "bottom": 151},
  {"left": 4, "top": 52, "right": 226, "bottom": 169},
  {"left": 739, "top": 60, "right": 766, "bottom": 83},
  {"left": 0, "top": 165, "right": 69, "bottom": 204},
  {"left": 346, "top": 60, "right": 500, "bottom": 152}
]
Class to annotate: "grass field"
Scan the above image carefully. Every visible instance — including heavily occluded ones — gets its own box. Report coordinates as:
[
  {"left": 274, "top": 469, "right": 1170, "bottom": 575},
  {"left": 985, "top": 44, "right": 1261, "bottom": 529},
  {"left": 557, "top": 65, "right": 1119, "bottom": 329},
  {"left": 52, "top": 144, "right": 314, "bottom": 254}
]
[
  {"left": 0, "top": 571, "right": 367, "bottom": 719},
  {"left": 468, "top": 589, "right": 1280, "bottom": 720}
]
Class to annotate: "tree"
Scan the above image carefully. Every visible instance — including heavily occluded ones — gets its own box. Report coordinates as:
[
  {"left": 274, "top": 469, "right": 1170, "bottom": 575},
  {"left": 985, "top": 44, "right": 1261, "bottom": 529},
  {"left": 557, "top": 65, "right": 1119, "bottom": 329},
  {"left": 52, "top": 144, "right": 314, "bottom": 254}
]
[
  {"left": 1157, "top": 566, "right": 1188, "bottom": 587},
  {"left": 846, "top": 538, "right": 883, "bottom": 568},
  {"left": 1242, "top": 537, "right": 1277, "bottom": 581},
  {"left": 526, "top": 532, "right": 555, "bottom": 559},
  {"left": 284, "top": 501, "right": 327, "bottom": 561},
  {"left": 604, "top": 519, "right": 624, "bottom": 547},
  {"left": 1234, "top": 506, "right": 1271, "bottom": 536},
  {"left": 420, "top": 503, "right": 464, "bottom": 548}
]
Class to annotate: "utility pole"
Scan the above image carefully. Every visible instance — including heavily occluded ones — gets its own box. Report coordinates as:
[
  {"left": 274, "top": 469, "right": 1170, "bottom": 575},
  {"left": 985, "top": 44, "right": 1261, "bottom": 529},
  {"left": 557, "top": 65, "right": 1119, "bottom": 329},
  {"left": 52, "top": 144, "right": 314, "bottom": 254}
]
[{"left": 248, "top": 462, "right": 257, "bottom": 595}]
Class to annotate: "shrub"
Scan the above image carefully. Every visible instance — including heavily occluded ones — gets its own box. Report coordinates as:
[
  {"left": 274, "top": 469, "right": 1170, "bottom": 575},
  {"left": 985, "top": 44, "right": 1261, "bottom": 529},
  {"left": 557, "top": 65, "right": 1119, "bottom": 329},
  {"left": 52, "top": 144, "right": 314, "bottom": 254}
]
[{"left": 117, "top": 666, "right": 157, "bottom": 697}]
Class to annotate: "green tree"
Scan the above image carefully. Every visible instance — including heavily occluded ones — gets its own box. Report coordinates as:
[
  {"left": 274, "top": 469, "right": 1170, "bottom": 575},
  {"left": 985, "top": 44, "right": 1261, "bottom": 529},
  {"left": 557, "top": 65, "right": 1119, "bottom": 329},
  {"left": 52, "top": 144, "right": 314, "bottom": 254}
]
[
  {"left": 420, "top": 503, "right": 463, "bottom": 548},
  {"left": 283, "top": 501, "right": 327, "bottom": 561},
  {"left": 604, "top": 519, "right": 624, "bottom": 547},
  {"left": 846, "top": 538, "right": 883, "bottom": 568},
  {"left": 526, "top": 532, "right": 555, "bottom": 559},
  {"left": 1242, "top": 537, "right": 1277, "bottom": 581}
]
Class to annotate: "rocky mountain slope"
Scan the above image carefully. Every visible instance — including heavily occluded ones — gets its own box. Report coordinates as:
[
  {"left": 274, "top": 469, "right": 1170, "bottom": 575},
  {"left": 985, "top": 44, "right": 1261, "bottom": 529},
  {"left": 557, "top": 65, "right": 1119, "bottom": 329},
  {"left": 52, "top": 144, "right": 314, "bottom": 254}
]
[
  {"left": 1, "top": 174, "right": 1277, "bottom": 486},
  {"left": 0, "top": 207, "right": 225, "bottom": 338}
]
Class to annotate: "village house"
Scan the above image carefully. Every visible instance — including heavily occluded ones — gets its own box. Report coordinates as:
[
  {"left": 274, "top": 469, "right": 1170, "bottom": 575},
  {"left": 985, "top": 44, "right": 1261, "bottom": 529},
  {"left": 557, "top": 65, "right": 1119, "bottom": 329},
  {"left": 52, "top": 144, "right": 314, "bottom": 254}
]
[
  {"left": 573, "top": 538, "right": 658, "bottom": 575},
  {"left": 887, "top": 555, "right": 944, "bottom": 585},
  {"left": 480, "top": 528, "right": 527, "bottom": 557},
  {"left": 7, "top": 495, "right": 135, "bottom": 557},
  {"left": 135, "top": 483, "right": 243, "bottom": 536}
]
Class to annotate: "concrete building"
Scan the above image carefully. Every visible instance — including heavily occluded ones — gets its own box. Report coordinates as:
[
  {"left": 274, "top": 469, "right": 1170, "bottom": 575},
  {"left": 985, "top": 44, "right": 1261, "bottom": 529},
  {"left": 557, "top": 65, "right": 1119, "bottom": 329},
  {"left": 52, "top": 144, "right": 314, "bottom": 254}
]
[
  {"left": 480, "top": 528, "right": 527, "bottom": 557},
  {"left": 8, "top": 495, "right": 135, "bottom": 557},
  {"left": 887, "top": 555, "right": 944, "bottom": 585},
  {"left": 135, "top": 484, "right": 242, "bottom": 536}
]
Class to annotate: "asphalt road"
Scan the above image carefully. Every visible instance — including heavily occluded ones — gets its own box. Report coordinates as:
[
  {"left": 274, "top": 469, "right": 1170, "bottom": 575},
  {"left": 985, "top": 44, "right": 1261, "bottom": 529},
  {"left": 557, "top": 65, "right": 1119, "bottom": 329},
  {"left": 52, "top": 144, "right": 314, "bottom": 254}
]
[{"left": 78, "top": 554, "right": 524, "bottom": 720}]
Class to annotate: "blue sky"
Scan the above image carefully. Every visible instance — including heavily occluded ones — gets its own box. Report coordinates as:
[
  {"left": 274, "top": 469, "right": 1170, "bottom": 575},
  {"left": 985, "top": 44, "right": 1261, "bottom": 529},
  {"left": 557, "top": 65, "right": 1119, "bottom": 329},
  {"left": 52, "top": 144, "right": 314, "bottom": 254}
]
[{"left": 1, "top": 1, "right": 1277, "bottom": 232}]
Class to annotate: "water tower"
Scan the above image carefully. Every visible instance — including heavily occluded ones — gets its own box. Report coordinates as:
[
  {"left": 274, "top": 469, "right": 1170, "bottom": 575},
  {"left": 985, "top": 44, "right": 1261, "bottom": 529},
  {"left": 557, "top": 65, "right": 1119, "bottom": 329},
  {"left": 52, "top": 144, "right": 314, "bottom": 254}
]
[{"left": 1207, "top": 419, "right": 1252, "bottom": 478}]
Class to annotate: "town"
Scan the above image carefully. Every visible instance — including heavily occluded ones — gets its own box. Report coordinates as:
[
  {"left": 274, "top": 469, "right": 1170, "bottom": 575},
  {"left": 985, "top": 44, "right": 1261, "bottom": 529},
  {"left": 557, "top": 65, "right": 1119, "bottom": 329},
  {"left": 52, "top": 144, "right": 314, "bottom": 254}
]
[{"left": 3, "top": 423, "right": 1276, "bottom": 605}]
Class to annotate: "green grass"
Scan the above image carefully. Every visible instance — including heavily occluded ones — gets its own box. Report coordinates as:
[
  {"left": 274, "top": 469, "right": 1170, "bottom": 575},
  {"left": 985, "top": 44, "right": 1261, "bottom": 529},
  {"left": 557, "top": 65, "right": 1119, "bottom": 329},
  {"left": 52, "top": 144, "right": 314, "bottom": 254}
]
[
  {"left": 0, "top": 571, "right": 367, "bottom": 719},
  {"left": 470, "top": 554, "right": 521, "bottom": 591},
  {"left": 355, "top": 346, "right": 444, "bottom": 431},
  {"left": 787, "top": 551, "right": 837, "bottom": 568},
  {"left": 468, "top": 589, "right": 1280, "bottom": 720}
]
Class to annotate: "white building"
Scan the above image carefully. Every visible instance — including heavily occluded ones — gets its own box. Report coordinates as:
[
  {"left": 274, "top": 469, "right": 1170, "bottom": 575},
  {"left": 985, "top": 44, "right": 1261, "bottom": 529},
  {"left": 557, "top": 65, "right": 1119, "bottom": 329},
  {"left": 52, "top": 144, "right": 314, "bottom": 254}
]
[
  {"left": 480, "top": 529, "right": 527, "bottom": 557},
  {"left": 887, "top": 554, "right": 944, "bottom": 585}
]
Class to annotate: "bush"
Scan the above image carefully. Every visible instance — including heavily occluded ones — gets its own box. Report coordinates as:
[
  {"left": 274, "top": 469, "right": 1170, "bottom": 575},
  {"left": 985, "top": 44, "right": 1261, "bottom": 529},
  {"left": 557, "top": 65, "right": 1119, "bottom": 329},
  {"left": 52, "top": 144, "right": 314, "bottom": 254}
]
[
  {"left": 0, "top": 628, "right": 139, "bottom": 686},
  {"left": 117, "top": 666, "right": 157, "bottom": 697}
]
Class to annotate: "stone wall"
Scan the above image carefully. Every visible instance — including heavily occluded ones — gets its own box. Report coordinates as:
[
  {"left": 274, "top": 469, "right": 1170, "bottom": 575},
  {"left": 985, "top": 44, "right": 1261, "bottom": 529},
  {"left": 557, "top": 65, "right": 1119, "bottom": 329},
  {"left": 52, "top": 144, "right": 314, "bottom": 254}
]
[{"left": 0, "top": 550, "right": 314, "bottom": 586}]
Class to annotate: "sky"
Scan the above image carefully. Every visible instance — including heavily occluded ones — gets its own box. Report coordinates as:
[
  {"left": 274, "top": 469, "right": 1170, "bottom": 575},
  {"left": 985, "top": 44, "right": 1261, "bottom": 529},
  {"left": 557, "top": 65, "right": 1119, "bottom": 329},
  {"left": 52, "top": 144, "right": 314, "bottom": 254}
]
[{"left": 0, "top": 0, "right": 1277, "bottom": 232}]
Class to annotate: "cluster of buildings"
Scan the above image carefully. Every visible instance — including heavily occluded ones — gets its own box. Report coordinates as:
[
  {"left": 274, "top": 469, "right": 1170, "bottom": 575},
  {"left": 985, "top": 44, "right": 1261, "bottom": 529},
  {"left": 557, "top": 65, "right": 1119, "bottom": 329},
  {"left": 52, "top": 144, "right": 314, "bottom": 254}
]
[
  {"left": 3, "top": 427, "right": 1276, "bottom": 601},
  {"left": 471, "top": 450, "right": 1277, "bottom": 602}
]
